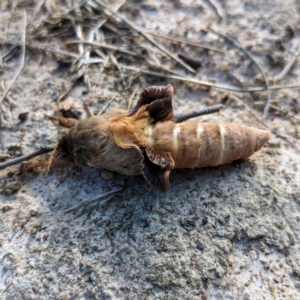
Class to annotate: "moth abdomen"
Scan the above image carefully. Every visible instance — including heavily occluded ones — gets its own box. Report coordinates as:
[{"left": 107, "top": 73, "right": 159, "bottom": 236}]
[{"left": 153, "top": 122, "right": 270, "bottom": 169}]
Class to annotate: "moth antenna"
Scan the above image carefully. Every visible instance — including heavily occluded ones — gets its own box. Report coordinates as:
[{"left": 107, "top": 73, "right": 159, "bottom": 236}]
[
  {"left": 47, "top": 93, "right": 61, "bottom": 172},
  {"left": 47, "top": 144, "right": 59, "bottom": 171},
  {"left": 56, "top": 96, "right": 61, "bottom": 142}
]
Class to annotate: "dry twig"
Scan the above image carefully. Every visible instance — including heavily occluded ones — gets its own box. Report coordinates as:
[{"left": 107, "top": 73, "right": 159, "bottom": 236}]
[
  {"left": 173, "top": 104, "right": 223, "bottom": 123},
  {"left": 0, "top": 146, "right": 54, "bottom": 170}
]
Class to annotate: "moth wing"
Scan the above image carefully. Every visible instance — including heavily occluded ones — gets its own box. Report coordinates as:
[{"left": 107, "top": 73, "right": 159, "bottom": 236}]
[
  {"left": 142, "top": 147, "right": 175, "bottom": 193},
  {"left": 130, "top": 84, "right": 174, "bottom": 121},
  {"left": 145, "top": 147, "right": 175, "bottom": 170},
  {"left": 146, "top": 97, "right": 173, "bottom": 122},
  {"left": 134, "top": 84, "right": 173, "bottom": 108}
]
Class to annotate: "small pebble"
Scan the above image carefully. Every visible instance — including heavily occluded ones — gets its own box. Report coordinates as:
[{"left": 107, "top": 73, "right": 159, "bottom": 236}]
[{"left": 197, "top": 240, "right": 205, "bottom": 251}]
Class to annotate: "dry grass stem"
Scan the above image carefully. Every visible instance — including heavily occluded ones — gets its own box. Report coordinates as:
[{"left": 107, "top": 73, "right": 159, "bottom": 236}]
[
  {"left": 67, "top": 40, "right": 147, "bottom": 59},
  {"left": 62, "top": 188, "right": 122, "bottom": 212},
  {"left": 98, "top": 93, "right": 118, "bottom": 115},
  {"left": 230, "top": 97, "right": 269, "bottom": 129},
  {"left": 104, "top": 65, "right": 300, "bottom": 93},
  {"left": 0, "top": 38, "right": 80, "bottom": 58},
  {"left": 127, "top": 85, "right": 139, "bottom": 110},
  {"left": 203, "top": 0, "right": 224, "bottom": 19},
  {"left": 209, "top": 28, "right": 271, "bottom": 119},
  {"left": 270, "top": 103, "right": 300, "bottom": 122},
  {"left": 173, "top": 104, "right": 224, "bottom": 123},
  {"left": 0, "top": 11, "right": 26, "bottom": 104},
  {"left": 91, "top": 54, "right": 110, "bottom": 102},
  {"left": 275, "top": 46, "right": 300, "bottom": 82},
  {"left": 266, "top": 45, "right": 300, "bottom": 121},
  {"left": 146, "top": 31, "right": 225, "bottom": 53},
  {"left": 92, "top": 0, "right": 197, "bottom": 73}
]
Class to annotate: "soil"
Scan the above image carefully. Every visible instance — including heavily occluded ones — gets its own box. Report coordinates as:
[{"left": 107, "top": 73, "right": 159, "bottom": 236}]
[{"left": 1, "top": 0, "right": 300, "bottom": 299}]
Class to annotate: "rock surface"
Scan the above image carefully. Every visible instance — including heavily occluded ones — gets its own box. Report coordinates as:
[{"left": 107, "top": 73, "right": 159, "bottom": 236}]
[{"left": 1, "top": 0, "right": 300, "bottom": 299}]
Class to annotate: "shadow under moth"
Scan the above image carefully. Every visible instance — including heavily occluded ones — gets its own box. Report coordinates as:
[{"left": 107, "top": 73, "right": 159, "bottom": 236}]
[{"left": 24, "top": 84, "right": 272, "bottom": 192}]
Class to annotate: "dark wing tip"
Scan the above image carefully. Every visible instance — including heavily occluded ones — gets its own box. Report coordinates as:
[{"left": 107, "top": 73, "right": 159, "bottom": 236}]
[
  {"left": 130, "top": 84, "right": 174, "bottom": 115},
  {"left": 141, "top": 147, "right": 174, "bottom": 192}
]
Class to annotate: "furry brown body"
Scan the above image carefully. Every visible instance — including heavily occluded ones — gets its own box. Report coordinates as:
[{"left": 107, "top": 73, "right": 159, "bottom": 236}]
[{"left": 57, "top": 85, "right": 270, "bottom": 192}]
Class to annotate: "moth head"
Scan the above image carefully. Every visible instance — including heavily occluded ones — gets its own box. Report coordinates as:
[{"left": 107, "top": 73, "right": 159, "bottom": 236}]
[{"left": 58, "top": 116, "right": 110, "bottom": 167}]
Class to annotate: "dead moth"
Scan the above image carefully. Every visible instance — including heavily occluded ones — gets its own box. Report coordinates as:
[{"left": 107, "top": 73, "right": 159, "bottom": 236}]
[{"left": 48, "top": 84, "right": 270, "bottom": 192}]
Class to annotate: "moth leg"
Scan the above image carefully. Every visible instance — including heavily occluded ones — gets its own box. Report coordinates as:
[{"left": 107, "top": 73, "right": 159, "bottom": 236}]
[
  {"left": 172, "top": 104, "right": 223, "bottom": 123},
  {"left": 83, "top": 101, "right": 94, "bottom": 117},
  {"left": 100, "top": 169, "right": 115, "bottom": 180},
  {"left": 22, "top": 157, "right": 75, "bottom": 172},
  {"left": 44, "top": 114, "right": 78, "bottom": 128}
]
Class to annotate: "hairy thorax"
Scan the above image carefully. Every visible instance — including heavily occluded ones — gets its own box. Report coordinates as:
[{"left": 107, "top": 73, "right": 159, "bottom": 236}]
[{"left": 60, "top": 115, "right": 143, "bottom": 175}]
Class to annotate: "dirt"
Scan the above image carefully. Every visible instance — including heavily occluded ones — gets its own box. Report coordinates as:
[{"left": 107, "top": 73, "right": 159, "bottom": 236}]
[{"left": 1, "top": 0, "right": 300, "bottom": 299}]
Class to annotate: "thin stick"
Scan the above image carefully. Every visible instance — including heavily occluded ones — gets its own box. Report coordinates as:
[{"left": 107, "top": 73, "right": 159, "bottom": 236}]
[
  {"left": 0, "top": 11, "right": 26, "bottom": 103},
  {"left": 62, "top": 188, "right": 122, "bottom": 212},
  {"left": 91, "top": 54, "right": 110, "bottom": 102},
  {"left": 0, "top": 81, "right": 14, "bottom": 126},
  {"left": 173, "top": 104, "right": 223, "bottom": 123},
  {"left": 83, "top": 58, "right": 300, "bottom": 92},
  {"left": 86, "top": 0, "right": 127, "bottom": 47},
  {"left": 146, "top": 32, "right": 225, "bottom": 53},
  {"left": 127, "top": 85, "right": 139, "bottom": 110},
  {"left": 209, "top": 28, "right": 271, "bottom": 120},
  {"left": 91, "top": 0, "right": 196, "bottom": 73},
  {"left": 202, "top": 0, "right": 224, "bottom": 19},
  {"left": 32, "top": 46, "right": 79, "bottom": 59},
  {"left": 0, "top": 38, "right": 80, "bottom": 58},
  {"left": 98, "top": 94, "right": 118, "bottom": 115},
  {"left": 270, "top": 103, "right": 300, "bottom": 122},
  {"left": 231, "top": 97, "right": 269, "bottom": 129},
  {"left": 266, "top": 46, "right": 300, "bottom": 120},
  {"left": 110, "top": 65, "right": 300, "bottom": 93},
  {"left": 67, "top": 40, "right": 150, "bottom": 60},
  {"left": 0, "top": 146, "right": 55, "bottom": 170},
  {"left": 275, "top": 47, "right": 300, "bottom": 82}
]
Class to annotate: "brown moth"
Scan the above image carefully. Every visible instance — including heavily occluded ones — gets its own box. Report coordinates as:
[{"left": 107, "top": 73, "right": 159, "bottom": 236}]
[{"left": 48, "top": 84, "right": 270, "bottom": 192}]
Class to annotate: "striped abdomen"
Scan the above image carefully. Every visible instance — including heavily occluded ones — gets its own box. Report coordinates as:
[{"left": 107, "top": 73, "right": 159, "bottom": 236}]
[{"left": 150, "top": 121, "right": 270, "bottom": 169}]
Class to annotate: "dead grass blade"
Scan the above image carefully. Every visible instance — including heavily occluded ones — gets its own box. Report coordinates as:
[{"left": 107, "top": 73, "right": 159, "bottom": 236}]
[
  {"left": 98, "top": 93, "right": 118, "bottom": 115},
  {"left": 91, "top": 0, "right": 197, "bottom": 73},
  {"left": 62, "top": 188, "right": 122, "bottom": 212},
  {"left": 146, "top": 32, "right": 225, "bottom": 53},
  {"left": 0, "top": 11, "right": 26, "bottom": 104},
  {"left": 67, "top": 40, "right": 145, "bottom": 59},
  {"left": 275, "top": 46, "right": 300, "bottom": 82},
  {"left": 127, "top": 85, "right": 139, "bottom": 110},
  {"left": 209, "top": 28, "right": 271, "bottom": 119},
  {"left": 267, "top": 45, "right": 300, "bottom": 121},
  {"left": 106, "top": 66, "right": 300, "bottom": 93},
  {"left": 0, "top": 38, "right": 80, "bottom": 58}
]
